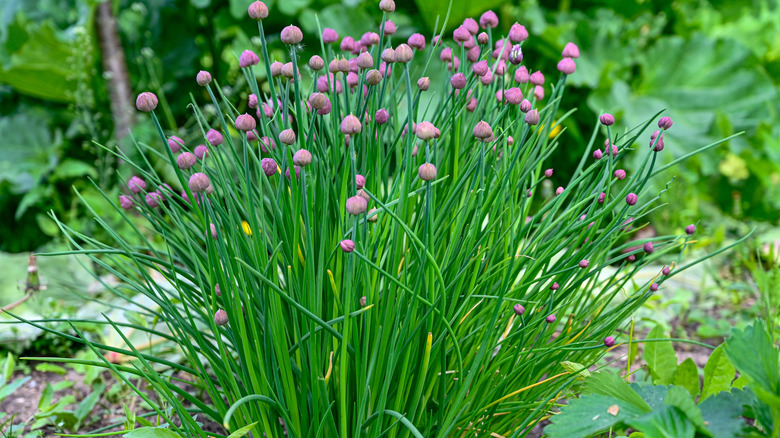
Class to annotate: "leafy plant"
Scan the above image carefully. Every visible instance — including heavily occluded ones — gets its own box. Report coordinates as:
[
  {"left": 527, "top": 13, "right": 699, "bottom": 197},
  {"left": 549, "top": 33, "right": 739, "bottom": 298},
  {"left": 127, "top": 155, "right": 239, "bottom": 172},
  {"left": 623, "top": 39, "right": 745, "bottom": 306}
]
[{"left": 7, "top": 3, "right": 749, "bottom": 438}]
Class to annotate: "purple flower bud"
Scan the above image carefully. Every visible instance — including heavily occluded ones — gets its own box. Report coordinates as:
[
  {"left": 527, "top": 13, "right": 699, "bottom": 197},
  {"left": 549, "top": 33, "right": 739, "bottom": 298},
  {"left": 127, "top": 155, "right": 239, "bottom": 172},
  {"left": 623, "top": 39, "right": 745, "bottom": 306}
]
[
  {"left": 145, "top": 192, "right": 162, "bottom": 208},
  {"left": 417, "top": 77, "right": 430, "bottom": 91},
  {"left": 196, "top": 71, "right": 212, "bottom": 86},
  {"left": 128, "top": 176, "right": 146, "bottom": 194},
  {"left": 306, "top": 56, "right": 324, "bottom": 71},
  {"left": 685, "top": 224, "right": 695, "bottom": 235},
  {"left": 239, "top": 50, "right": 260, "bottom": 68},
  {"left": 214, "top": 284, "right": 221, "bottom": 296},
  {"left": 440, "top": 47, "right": 453, "bottom": 62},
  {"left": 477, "top": 32, "right": 489, "bottom": 45},
  {"left": 259, "top": 136, "right": 276, "bottom": 152},
  {"left": 261, "top": 158, "right": 277, "bottom": 176},
  {"left": 529, "top": 71, "right": 545, "bottom": 86},
  {"left": 206, "top": 129, "right": 223, "bottom": 146},
  {"left": 604, "top": 336, "right": 615, "bottom": 347},
  {"left": 556, "top": 186, "right": 564, "bottom": 196},
  {"left": 408, "top": 33, "right": 426, "bottom": 50},
  {"left": 119, "top": 195, "right": 134, "bottom": 210},
  {"left": 662, "top": 266, "right": 671, "bottom": 276},
  {"left": 453, "top": 25, "right": 471, "bottom": 43},
  {"left": 341, "top": 114, "right": 362, "bottom": 135},
  {"left": 513, "top": 304, "right": 525, "bottom": 315},
  {"left": 546, "top": 314, "right": 556, "bottom": 324},
  {"left": 135, "top": 92, "right": 158, "bottom": 112},
  {"left": 394, "top": 44, "right": 414, "bottom": 63},
  {"left": 598, "top": 192, "right": 606, "bottom": 203},
  {"left": 515, "top": 66, "right": 530, "bottom": 84},
  {"left": 551, "top": 282, "right": 559, "bottom": 290},
  {"left": 194, "top": 145, "right": 209, "bottom": 160},
  {"left": 346, "top": 196, "right": 368, "bottom": 215},
  {"left": 533, "top": 85, "right": 544, "bottom": 100},
  {"left": 520, "top": 99, "right": 532, "bottom": 113},
  {"left": 525, "top": 109, "right": 540, "bottom": 125},
  {"left": 480, "top": 70, "right": 494, "bottom": 86},
  {"left": 248, "top": 1, "right": 268, "bottom": 19},
  {"left": 504, "top": 88, "right": 523, "bottom": 105},
  {"left": 626, "top": 193, "right": 638, "bottom": 206},
  {"left": 384, "top": 20, "right": 397, "bottom": 36},
  {"left": 557, "top": 58, "right": 576, "bottom": 75},
  {"left": 473, "top": 60, "right": 488, "bottom": 76},
  {"left": 416, "top": 121, "right": 438, "bottom": 141},
  {"left": 650, "top": 283, "right": 659, "bottom": 292},
  {"left": 614, "top": 169, "right": 626, "bottom": 180},
  {"left": 462, "top": 17, "right": 478, "bottom": 34},
  {"left": 509, "top": 23, "right": 528, "bottom": 42},
  {"left": 214, "top": 309, "right": 228, "bottom": 326},
  {"left": 189, "top": 173, "right": 210, "bottom": 193},
  {"left": 355, "top": 174, "right": 366, "bottom": 190},
  {"left": 627, "top": 254, "right": 636, "bottom": 262},
  {"left": 293, "top": 149, "right": 312, "bottom": 167},
  {"left": 340, "top": 239, "right": 355, "bottom": 253},
  {"left": 658, "top": 116, "right": 673, "bottom": 130},
  {"left": 177, "top": 152, "right": 198, "bottom": 170},
  {"left": 593, "top": 149, "right": 603, "bottom": 160},
  {"left": 340, "top": 36, "right": 355, "bottom": 52},
  {"left": 578, "top": 259, "right": 589, "bottom": 269},
  {"left": 473, "top": 121, "right": 493, "bottom": 140},
  {"left": 375, "top": 108, "right": 389, "bottom": 125},
  {"left": 466, "top": 97, "right": 478, "bottom": 112},
  {"left": 643, "top": 241, "right": 654, "bottom": 254},
  {"left": 281, "top": 25, "right": 303, "bottom": 45},
  {"left": 279, "top": 129, "right": 296, "bottom": 145},
  {"left": 544, "top": 168, "right": 553, "bottom": 178},
  {"left": 320, "top": 28, "right": 338, "bottom": 44},
  {"left": 379, "top": 0, "right": 395, "bottom": 12},
  {"left": 361, "top": 32, "right": 380, "bottom": 46},
  {"left": 600, "top": 113, "right": 615, "bottom": 126},
  {"left": 281, "top": 62, "right": 295, "bottom": 78},
  {"left": 235, "top": 114, "right": 256, "bottom": 132},
  {"left": 509, "top": 44, "right": 523, "bottom": 65},
  {"left": 450, "top": 73, "right": 467, "bottom": 89},
  {"left": 562, "top": 42, "right": 580, "bottom": 58},
  {"left": 479, "top": 10, "right": 498, "bottom": 28},
  {"left": 418, "top": 163, "right": 437, "bottom": 181},
  {"left": 167, "top": 136, "right": 184, "bottom": 153},
  {"left": 285, "top": 166, "right": 301, "bottom": 180}
]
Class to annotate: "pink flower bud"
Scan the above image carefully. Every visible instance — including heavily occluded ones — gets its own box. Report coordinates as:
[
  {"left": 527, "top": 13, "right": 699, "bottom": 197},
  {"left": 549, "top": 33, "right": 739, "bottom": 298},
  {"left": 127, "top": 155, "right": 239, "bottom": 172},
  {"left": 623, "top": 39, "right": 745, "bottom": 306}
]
[
  {"left": 408, "top": 33, "right": 426, "bottom": 50},
  {"left": 340, "top": 239, "right": 355, "bottom": 253},
  {"left": 453, "top": 25, "right": 471, "bottom": 43},
  {"left": 643, "top": 241, "right": 654, "bottom": 254},
  {"left": 119, "top": 195, "right": 134, "bottom": 210},
  {"left": 440, "top": 47, "right": 453, "bottom": 62},
  {"left": 322, "top": 28, "right": 339, "bottom": 43},
  {"left": 239, "top": 50, "right": 260, "bottom": 68},
  {"left": 375, "top": 108, "right": 389, "bottom": 125},
  {"left": 525, "top": 109, "right": 540, "bottom": 125},
  {"left": 593, "top": 149, "right": 603, "bottom": 160},
  {"left": 509, "top": 44, "right": 523, "bottom": 65},
  {"left": 450, "top": 73, "right": 467, "bottom": 89},
  {"left": 416, "top": 121, "right": 437, "bottom": 141},
  {"left": 509, "top": 23, "right": 528, "bottom": 42},
  {"left": 418, "top": 163, "right": 437, "bottom": 181},
  {"left": 473, "top": 121, "right": 493, "bottom": 140},
  {"left": 188, "top": 173, "right": 210, "bottom": 193},
  {"left": 384, "top": 20, "right": 397, "bottom": 35},
  {"left": 279, "top": 129, "right": 296, "bottom": 145},
  {"left": 340, "top": 36, "right": 355, "bottom": 52},
  {"left": 626, "top": 193, "right": 638, "bottom": 206},
  {"left": 235, "top": 114, "right": 256, "bottom": 132},
  {"left": 417, "top": 77, "right": 430, "bottom": 91},
  {"left": 562, "top": 42, "right": 580, "bottom": 58},
  {"left": 556, "top": 186, "right": 564, "bottom": 196},
  {"left": 533, "top": 85, "right": 544, "bottom": 100},
  {"left": 248, "top": 1, "right": 268, "bottom": 20},
  {"left": 128, "top": 176, "right": 146, "bottom": 193},
  {"left": 285, "top": 166, "right": 301, "bottom": 180},
  {"left": 658, "top": 116, "right": 673, "bottom": 130},
  {"left": 341, "top": 114, "right": 362, "bottom": 135},
  {"left": 308, "top": 55, "right": 325, "bottom": 71},
  {"left": 261, "top": 158, "right": 277, "bottom": 176},
  {"left": 599, "top": 113, "right": 615, "bottom": 126},
  {"left": 293, "top": 149, "right": 312, "bottom": 167},
  {"left": 135, "top": 92, "right": 158, "bottom": 112},
  {"left": 578, "top": 259, "right": 589, "bottom": 269},
  {"left": 168, "top": 136, "right": 184, "bottom": 153},
  {"left": 214, "top": 309, "right": 228, "bottom": 326},
  {"left": 196, "top": 71, "right": 212, "bottom": 86},
  {"left": 479, "top": 10, "right": 498, "bottom": 28},
  {"left": 544, "top": 169, "right": 553, "bottom": 178},
  {"left": 650, "top": 283, "right": 659, "bottom": 292},
  {"left": 177, "top": 152, "right": 197, "bottom": 169},
  {"left": 546, "top": 314, "right": 557, "bottom": 324},
  {"left": 394, "top": 44, "right": 413, "bottom": 63},
  {"left": 598, "top": 192, "right": 606, "bottom": 203},
  {"left": 480, "top": 70, "right": 494, "bottom": 85},
  {"left": 685, "top": 224, "right": 695, "bottom": 235},
  {"left": 529, "top": 71, "right": 544, "bottom": 86},
  {"left": 662, "top": 266, "right": 671, "bottom": 276},
  {"left": 513, "top": 304, "right": 525, "bottom": 315},
  {"left": 505, "top": 88, "right": 523, "bottom": 105},
  {"left": 614, "top": 169, "right": 626, "bottom": 180},
  {"left": 472, "top": 60, "right": 488, "bottom": 76},
  {"left": 466, "top": 97, "right": 478, "bottom": 112},
  {"left": 379, "top": 0, "right": 395, "bottom": 12},
  {"left": 515, "top": 66, "right": 529, "bottom": 84},
  {"left": 604, "top": 336, "right": 615, "bottom": 347},
  {"left": 281, "top": 25, "right": 303, "bottom": 44},
  {"left": 356, "top": 174, "right": 366, "bottom": 190},
  {"left": 557, "top": 58, "right": 576, "bottom": 74},
  {"left": 346, "top": 196, "right": 368, "bottom": 215}
]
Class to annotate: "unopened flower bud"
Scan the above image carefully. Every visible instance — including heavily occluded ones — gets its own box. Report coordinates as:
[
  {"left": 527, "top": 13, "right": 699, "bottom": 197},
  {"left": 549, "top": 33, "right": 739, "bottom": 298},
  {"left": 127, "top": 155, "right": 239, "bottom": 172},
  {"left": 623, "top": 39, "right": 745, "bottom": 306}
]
[
  {"left": 614, "top": 169, "right": 626, "bottom": 180},
  {"left": 239, "top": 50, "right": 260, "bottom": 68},
  {"left": 685, "top": 224, "right": 695, "bottom": 235},
  {"left": 281, "top": 25, "right": 303, "bottom": 44},
  {"left": 379, "top": 0, "right": 395, "bottom": 12},
  {"left": 168, "top": 136, "right": 184, "bottom": 153},
  {"left": 341, "top": 114, "right": 362, "bottom": 134},
  {"left": 450, "top": 73, "right": 467, "bottom": 89},
  {"left": 509, "top": 23, "right": 528, "bottom": 42},
  {"left": 416, "top": 121, "right": 437, "bottom": 141},
  {"left": 643, "top": 241, "right": 654, "bottom": 254},
  {"left": 529, "top": 71, "right": 544, "bottom": 86},
  {"left": 394, "top": 44, "right": 413, "bottom": 63},
  {"left": 293, "top": 149, "right": 312, "bottom": 167},
  {"left": 346, "top": 196, "right": 368, "bottom": 215},
  {"left": 120, "top": 195, "right": 134, "bottom": 210},
  {"left": 408, "top": 33, "right": 426, "bottom": 50},
  {"left": 515, "top": 66, "right": 530, "bottom": 84},
  {"left": 525, "top": 109, "right": 540, "bottom": 125},
  {"left": 513, "top": 304, "right": 525, "bottom": 315},
  {"left": 562, "top": 42, "right": 580, "bottom": 58},
  {"left": 650, "top": 283, "right": 659, "bottom": 292},
  {"left": 279, "top": 129, "right": 296, "bottom": 145},
  {"left": 593, "top": 149, "right": 603, "bottom": 160},
  {"left": 322, "top": 28, "right": 339, "bottom": 43},
  {"left": 658, "top": 116, "right": 673, "bottom": 130},
  {"left": 248, "top": 1, "right": 268, "bottom": 20},
  {"left": 418, "top": 163, "right": 437, "bottom": 181},
  {"left": 340, "top": 239, "right": 355, "bottom": 253},
  {"left": 578, "top": 259, "right": 589, "bottom": 269},
  {"left": 214, "top": 309, "right": 228, "bottom": 326},
  {"left": 375, "top": 109, "right": 389, "bottom": 124},
  {"left": 196, "top": 71, "right": 212, "bottom": 86},
  {"left": 626, "top": 193, "right": 638, "bottom": 206},
  {"left": 546, "top": 314, "right": 556, "bottom": 324},
  {"left": 189, "top": 172, "right": 210, "bottom": 193},
  {"left": 600, "top": 113, "right": 615, "bottom": 126},
  {"left": 235, "top": 114, "right": 256, "bottom": 131},
  {"left": 261, "top": 158, "right": 277, "bottom": 176},
  {"left": 557, "top": 58, "right": 576, "bottom": 74},
  {"left": 128, "top": 176, "right": 146, "bottom": 194},
  {"left": 473, "top": 121, "right": 493, "bottom": 140},
  {"left": 417, "top": 77, "right": 430, "bottom": 91},
  {"left": 479, "top": 10, "right": 498, "bottom": 28},
  {"left": 366, "top": 69, "right": 382, "bottom": 85},
  {"left": 604, "top": 336, "right": 615, "bottom": 347},
  {"left": 135, "top": 92, "right": 158, "bottom": 112},
  {"left": 309, "top": 55, "right": 325, "bottom": 70},
  {"left": 177, "top": 152, "right": 197, "bottom": 170}
]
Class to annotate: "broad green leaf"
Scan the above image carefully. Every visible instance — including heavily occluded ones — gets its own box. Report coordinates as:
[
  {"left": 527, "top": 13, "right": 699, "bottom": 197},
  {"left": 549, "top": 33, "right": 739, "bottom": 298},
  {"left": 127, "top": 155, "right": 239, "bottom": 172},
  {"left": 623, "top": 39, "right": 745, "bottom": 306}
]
[
  {"left": 627, "top": 405, "right": 696, "bottom": 438},
  {"left": 664, "top": 386, "right": 706, "bottom": 431},
  {"left": 0, "top": 113, "right": 61, "bottom": 193},
  {"left": 643, "top": 325, "right": 678, "bottom": 385},
  {"left": 723, "top": 323, "right": 780, "bottom": 403},
  {"left": 673, "top": 358, "right": 701, "bottom": 399},
  {"left": 561, "top": 361, "right": 591, "bottom": 381},
  {"left": 698, "top": 389, "right": 752, "bottom": 438},
  {"left": 124, "top": 427, "right": 182, "bottom": 438},
  {"left": 50, "top": 159, "right": 97, "bottom": 181},
  {"left": 545, "top": 393, "right": 647, "bottom": 438},
  {"left": 584, "top": 371, "right": 652, "bottom": 412},
  {"left": 227, "top": 421, "right": 258, "bottom": 438},
  {"left": 701, "top": 346, "right": 736, "bottom": 401}
]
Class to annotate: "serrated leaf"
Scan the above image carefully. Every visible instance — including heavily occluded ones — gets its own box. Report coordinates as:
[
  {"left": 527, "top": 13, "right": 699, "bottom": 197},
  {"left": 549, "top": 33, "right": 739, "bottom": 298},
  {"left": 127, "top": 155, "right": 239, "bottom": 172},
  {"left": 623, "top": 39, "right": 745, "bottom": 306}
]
[
  {"left": 699, "top": 389, "right": 752, "bottom": 438},
  {"left": 723, "top": 323, "right": 780, "bottom": 404},
  {"left": 123, "top": 427, "right": 182, "bottom": 438},
  {"left": 546, "top": 394, "right": 647, "bottom": 438},
  {"left": 561, "top": 361, "right": 591, "bottom": 381},
  {"left": 673, "top": 358, "right": 701, "bottom": 399},
  {"left": 628, "top": 405, "right": 696, "bottom": 438},
  {"left": 585, "top": 371, "right": 652, "bottom": 412},
  {"left": 664, "top": 386, "right": 706, "bottom": 431},
  {"left": 643, "top": 325, "right": 678, "bottom": 385},
  {"left": 227, "top": 421, "right": 258, "bottom": 438},
  {"left": 702, "top": 345, "right": 735, "bottom": 401}
]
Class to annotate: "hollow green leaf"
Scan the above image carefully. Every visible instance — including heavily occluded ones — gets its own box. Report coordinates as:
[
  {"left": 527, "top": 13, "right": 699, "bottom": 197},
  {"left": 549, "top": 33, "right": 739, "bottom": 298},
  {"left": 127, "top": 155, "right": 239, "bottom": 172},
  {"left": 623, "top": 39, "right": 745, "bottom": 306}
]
[
  {"left": 701, "top": 345, "right": 736, "bottom": 401},
  {"left": 673, "top": 358, "right": 701, "bottom": 399},
  {"left": 561, "top": 361, "right": 591, "bottom": 381},
  {"left": 643, "top": 325, "right": 678, "bottom": 385}
]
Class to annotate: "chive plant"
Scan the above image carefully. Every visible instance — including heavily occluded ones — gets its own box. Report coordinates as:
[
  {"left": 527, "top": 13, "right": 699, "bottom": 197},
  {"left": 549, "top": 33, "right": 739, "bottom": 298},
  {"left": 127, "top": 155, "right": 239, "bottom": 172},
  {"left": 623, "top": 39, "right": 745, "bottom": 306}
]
[{"left": 11, "top": 3, "right": 746, "bottom": 438}]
